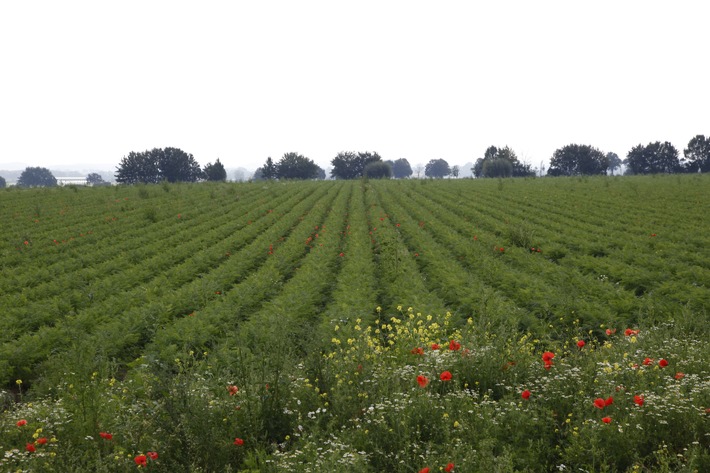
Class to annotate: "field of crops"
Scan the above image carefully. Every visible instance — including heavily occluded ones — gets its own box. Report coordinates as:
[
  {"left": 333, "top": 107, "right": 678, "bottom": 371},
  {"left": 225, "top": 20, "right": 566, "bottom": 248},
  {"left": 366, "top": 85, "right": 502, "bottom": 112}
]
[{"left": 1, "top": 175, "right": 709, "bottom": 472}]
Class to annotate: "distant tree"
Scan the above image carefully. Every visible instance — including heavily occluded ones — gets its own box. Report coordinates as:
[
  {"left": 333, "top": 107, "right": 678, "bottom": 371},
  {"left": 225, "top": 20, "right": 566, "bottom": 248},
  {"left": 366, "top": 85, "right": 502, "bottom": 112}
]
[
  {"left": 252, "top": 167, "right": 264, "bottom": 180},
  {"left": 0, "top": 176, "right": 6, "bottom": 188},
  {"left": 625, "top": 141, "right": 681, "bottom": 174},
  {"left": 683, "top": 135, "right": 710, "bottom": 173},
  {"left": 261, "top": 157, "right": 277, "bottom": 179},
  {"left": 392, "top": 158, "right": 413, "bottom": 178},
  {"left": 483, "top": 158, "right": 513, "bottom": 178},
  {"left": 364, "top": 161, "right": 392, "bottom": 179},
  {"left": 425, "top": 159, "right": 450, "bottom": 178},
  {"left": 330, "top": 151, "right": 382, "bottom": 179},
  {"left": 115, "top": 147, "right": 202, "bottom": 184},
  {"left": 115, "top": 151, "right": 160, "bottom": 184},
  {"left": 606, "top": 152, "right": 622, "bottom": 175},
  {"left": 451, "top": 165, "right": 460, "bottom": 178},
  {"left": 277, "top": 152, "right": 320, "bottom": 179},
  {"left": 86, "top": 173, "right": 105, "bottom": 185},
  {"left": 547, "top": 144, "right": 608, "bottom": 176},
  {"left": 475, "top": 146, "right": 535, "bottom": 178},
  {"left": 317, "top": 167, "right": 326, "bottom": 180},
  {"left": 17, "top": 167, "right": 57, "bottom": 187},
  {"left": 157, "top": 147, "right": 203, "bottom": 183},
  {"left": 203, "top": 158, "right": 227, "bottom": 181}
]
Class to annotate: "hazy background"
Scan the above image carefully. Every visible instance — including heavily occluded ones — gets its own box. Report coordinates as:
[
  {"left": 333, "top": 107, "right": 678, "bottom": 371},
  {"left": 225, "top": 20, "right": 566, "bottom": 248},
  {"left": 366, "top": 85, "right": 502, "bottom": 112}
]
[{"left": 1, "top": 0, "right": 708, "bottom": 179}]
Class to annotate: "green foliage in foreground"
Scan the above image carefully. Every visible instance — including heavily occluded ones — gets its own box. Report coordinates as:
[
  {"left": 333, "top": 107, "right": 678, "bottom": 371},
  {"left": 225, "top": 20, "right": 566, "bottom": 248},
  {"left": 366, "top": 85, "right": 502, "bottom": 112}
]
[{"left": 2, "top": 308, "right": 709, "bottom": 472}]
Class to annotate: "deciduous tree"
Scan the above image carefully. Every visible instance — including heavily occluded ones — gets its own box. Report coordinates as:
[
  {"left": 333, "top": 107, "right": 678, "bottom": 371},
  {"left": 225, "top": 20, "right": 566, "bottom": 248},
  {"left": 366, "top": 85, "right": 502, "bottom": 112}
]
[
  {"left": 606, "top": 152, "right": 622, "bottom": 175},
  {"left": 363, "top": 161, "right": 392, "bottom": 179},
  {"left": 17, "top": 167, "right": 57, "bottom": 187},
  {"left": 115, "top": 148, "right": 202, "bottom": 184},
  {"left": 548, "top": 144, "right": 608, "bottom": 176},
  {"left": 425, "top": 159, "right": 450, "bottom": 178},
  {"left": 625, "top": 141, "right": 681, "bottom": 174},
  {"left": 392, "top": 158, "right": 413, "bottom": 178},
  {"left": 277, "top": 152, "right": 320, "bottom": 180},
  {"left": 683, "top": 135, "right": 710, "bottom": 173},
  {"left": 330, "top": 151, "right": 382, "bottom": 179},
  {"left": 86, "top": 173, "right": 105, "bottom": 185},
  {"left": 0, "top": 176, "right": 6, "bottom": 188},
  {"left": 203, "top": 158, "right": 227, "bottom": 181}
]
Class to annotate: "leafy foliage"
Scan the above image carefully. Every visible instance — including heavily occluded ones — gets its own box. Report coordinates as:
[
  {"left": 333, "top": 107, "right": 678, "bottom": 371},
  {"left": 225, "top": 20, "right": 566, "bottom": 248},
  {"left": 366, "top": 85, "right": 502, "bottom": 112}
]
[
  {"left": 363, "top": 161, "right": 392, "bottom": 179},
  {"left": 392, "top": 158, "right": 413, "bottom": 179},
  {"left": 203, "top": 158, "right": 227, "bottom": 181},
  {"left": 115, "top": 148, "right": 202, "bottom": 184},
  {"left": 548, "top": 144, "right": 608, "bottom": 176},
  {"left": 424, "top": 159, "right": 450, "bottom": 178},
  {"left": 86, "top": 173, "right": 105, "bottom": 185},
  {"left": 683, "top": 134, "right": 710, "bottom": 173},
  {"left": 330, "top": 151, "right": 383, "bottom": 179},
  {"left": 0, "top": 176, "right": 6, "bottom": 188},
  {"left": 16, "top": 167, "right": 57, "bottom": 187},
  {"left": 276, "top": 152, "right": 320, "bottom": 180},
  {"left": 625, "top": 141, "right": 681, "bottom": 175},
  {"left": 473, "top": 146, "right": 535, "bottom": 178}
]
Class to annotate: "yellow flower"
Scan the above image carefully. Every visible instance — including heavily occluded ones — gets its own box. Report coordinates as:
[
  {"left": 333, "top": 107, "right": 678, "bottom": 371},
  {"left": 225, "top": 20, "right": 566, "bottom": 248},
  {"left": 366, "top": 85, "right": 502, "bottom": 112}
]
[{"left": 16, "top": 379, "right": 22, "bottom": 385}]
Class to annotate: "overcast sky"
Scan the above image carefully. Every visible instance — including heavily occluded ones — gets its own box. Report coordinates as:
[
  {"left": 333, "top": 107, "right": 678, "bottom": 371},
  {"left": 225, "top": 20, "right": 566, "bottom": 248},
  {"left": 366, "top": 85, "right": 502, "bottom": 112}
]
[{"left": 1, "top": 0, "right": 708, "bottom": 176}]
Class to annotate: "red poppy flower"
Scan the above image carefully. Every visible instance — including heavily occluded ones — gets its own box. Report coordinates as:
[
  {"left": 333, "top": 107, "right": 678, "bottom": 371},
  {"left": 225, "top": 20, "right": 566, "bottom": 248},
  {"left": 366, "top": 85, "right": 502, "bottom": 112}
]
[
  {"left": 147, "top": 451, "right": 158, "bottom": 460},
  {"left": 542, "top": 351, "right": 555, "bottom": 362},
  {"left": 440, "top": 371, "right": 452, "bottom": 381},
  {"left": 634, "top": 395, "right": 644, "bottom": 407},
  {"left": 643, "top": 357, "right": 653, "bottom": 366},
  {"left": 419, "top": 468, "right": 430, "bottom": 473},
  {"left": 624, "top": 328, "right": 639, "bottom": 336},
  {"left": 601, "top": 416, "right": 612, "bottom": 424},
  {"left": 449, "top": 340, "right": 461, "bottom": 351},
  {"left": 593, "top": 398, "right": 606, "bottom": 409},
  {"left": 227, "top": 385, "right": 239, "bottom": 396},
  {"left": 659, "top": 358, "right": 669, "bottom": 368},
  {"left": 431, "top": 343, "right": 440, "bottom": 350},
  {"left": 36, "top": 437, "right": 47, "bottom": 445},
  {"left": 411, "top": 347, "right": 424, "bottom": 355},
  {"left": 134, "top": 455, "right": 147, "bottom": 467},
  {"left": 99, "top": 432, "right": 113, "bottom": 440},
  {"left": 339, "top": 252, "right": 344, "bottom": 257},
  {"left": 605, "top": 328, "right": 616, "bottom": 336},
  {"left": 16, "top": 419, "right": 27, "bottom": 427},
  {"left": 577, "top": 340, "right": 585, "bottom": 348},
  {"left": 417, "top": 375, "right": 429, "bottom": 388},
  {"left": 521, "top": 389, "right": 531, "bottom": 400},
  {"left": 26, "top": 443, "right": 35, "bottom": 453},
  {"left": 234, "top": 437, "right": 244, "bottom": 446},
  {"left": 445, "top": 463, "right": 455, "bottom": 472},
  {"left": 605, "top": 396, "right": 614, "bottom": 406},
  {"left": 675, "top": 372, "right": 685, "bottom": 380}
]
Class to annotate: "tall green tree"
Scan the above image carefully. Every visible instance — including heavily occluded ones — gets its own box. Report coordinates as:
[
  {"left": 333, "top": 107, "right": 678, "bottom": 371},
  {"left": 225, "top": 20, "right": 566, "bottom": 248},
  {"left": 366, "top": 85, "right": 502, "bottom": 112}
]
[
  {"left": 606, "top": 152, "right": 622, "bottom": 175},
  {"left": 203, "top": 158, "right": 227, "bottom": 181},
  {"left": 548, "top": 144, "right": 608, "bottom": 176},
  {"left": 474, "top": 146, "right": 534, "bottom": 178},
  {"left": 424, "top": 159, "right": 450, "bottom": 178},
  {"left": 625, "top": 141, "right": 681, "bottom": 175},
  {"left": 392, "top": 158, "right": 413, "bottom": 178},
  {"left": 277, "top": 152, "right": 320, "bottom": 180},
  {"left": 157, "top": 147, "right": 203, "bottom": 183},
  {"left": 683, "top": 135, "right": 710, "bottom": 173},
  {"left": 17, "top": 167, "right": 57, "bottom": 187},
  {"left": 115, "top": 148, "right": 202, "bottom": 184},
  {"left": 0, "top": 176, "right": 6, "bottom": 188},
  {"left": 330, "top": 151, "right": 382, "bottom": 179},
  {"left": 262, "top": 157, "right": 277, "bottom": 180},
  {"left": 363, "top": 161, "right": 392, "bottom": 179}
]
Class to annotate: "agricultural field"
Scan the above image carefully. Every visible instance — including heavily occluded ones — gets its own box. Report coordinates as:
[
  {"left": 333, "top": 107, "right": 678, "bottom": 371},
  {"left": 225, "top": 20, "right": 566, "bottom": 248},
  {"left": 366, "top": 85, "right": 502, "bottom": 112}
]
[{"left": 1, "top": 174, "right": 709, "bottom": 472}]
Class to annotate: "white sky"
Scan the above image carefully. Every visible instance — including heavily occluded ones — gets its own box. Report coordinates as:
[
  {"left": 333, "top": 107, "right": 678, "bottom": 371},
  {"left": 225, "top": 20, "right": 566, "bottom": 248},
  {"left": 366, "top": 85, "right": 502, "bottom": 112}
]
[{"left": 1, "top": 0, "right": 708, "bottom": 175}]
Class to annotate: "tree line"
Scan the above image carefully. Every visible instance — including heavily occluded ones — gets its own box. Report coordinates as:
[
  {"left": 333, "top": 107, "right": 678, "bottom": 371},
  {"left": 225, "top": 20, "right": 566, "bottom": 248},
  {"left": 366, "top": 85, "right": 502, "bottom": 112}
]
[{"left": 3, "top": 134, "right": 707, "bottom": 188}]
